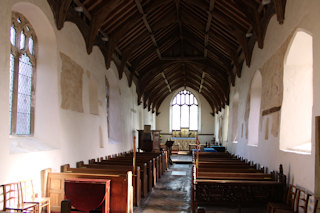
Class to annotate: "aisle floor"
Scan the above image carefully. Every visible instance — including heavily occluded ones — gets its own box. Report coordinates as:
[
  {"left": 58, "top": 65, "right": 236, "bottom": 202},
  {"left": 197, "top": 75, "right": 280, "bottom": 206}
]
[
  {"left": 134, "top": 154, "right": 266, "bottom": 213},
  {"left": 134, "top": 163, "right": 192, "bottom": 213}
]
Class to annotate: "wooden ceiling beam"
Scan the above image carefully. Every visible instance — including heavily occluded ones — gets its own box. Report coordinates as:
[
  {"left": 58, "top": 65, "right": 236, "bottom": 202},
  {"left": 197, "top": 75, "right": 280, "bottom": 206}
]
[
  {"left": 140, "top": 59, "right": 228, "bottom": 86},
  {"left": 216, "top": 1, "right": 251, "bottom": 30},
  {"left": 119, "top": 32, "right": 150, "bottom": 78},
  {"left": 202, "top": 74, "right": 229, "bottom": 103},
  {"left": 86, "top": 0, "right": 102, "bottom": 11},
  {"left": 273, "top": 0, "right": 286, "bottom": 24},
  {"left": 73, "top": 0, "right": 92, "bottom": 20},
  {"left": 86, "top": 1, "right": 119, "bottom": 54},
  {"left": 139, "top": 61, "right": 228, "bottom": 106},
  {"left": 176, "top": 30, "right": 232, "bottom": 71},
  {"left": 135, "top": 0, "right": 162, "bottom": 59},
  {"left": 199, "top": 72, "right": 205, "bottom": 93},
  {"left": 188, "top": 64, "right": 228, "bottom": 103},
  {"left": 189, "top": 63, "right": 229, "bottom": 96},
  {"left": 105, "top": 15, "right": 142, "bottom": 68},
  {"left": 144, "top": 79, "right": 170, "bottom": 102},
  {"left": 226, "top": 23, "right": 251, "bottom": 68},
  {"left": 231, "top": 51, "right": 242, "bottom": 83},
  {"left": 183, "top": 0, "right": 208, "bottom": 12},
  {"left": 56, "top": 0, "right": 73, "bottom": 30},
  {"left": 152, "top": 13, "right": 177, "bottom": 32},
  {"left": 134, "top": 38, "right": 179, "bottom": 74},
  {"left": 147, "top": 84, "right": 171, "bottom": 107},
  {"left": 235, "top": 0, "right": 264, "bottom": 49},
  {"left": 204, "top": 0, "right": 215, "bottom": 57}
]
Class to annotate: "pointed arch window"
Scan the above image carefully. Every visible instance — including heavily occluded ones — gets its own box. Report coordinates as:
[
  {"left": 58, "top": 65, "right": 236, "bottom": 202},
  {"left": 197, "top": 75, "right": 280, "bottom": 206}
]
[
  {"left": 231, "top": 92, "right": 239, "bottom": 142},
  {"left": 280, "top": 31, "right": 313, "bottom": 154},
  {"left": 171, "top": 90, "right": 198, "bottom": 131},
  {"left": 9, "top": 12, "right": 37, "bottom": 135},
  {"left": 248, "top": 70, "right": 262, "bottom": 146}
]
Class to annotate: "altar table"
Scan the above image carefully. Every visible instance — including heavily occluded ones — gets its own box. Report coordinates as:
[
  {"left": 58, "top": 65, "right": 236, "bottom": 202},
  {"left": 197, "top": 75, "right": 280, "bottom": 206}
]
[{"left": 171, "top": 137, "right": 196, "bottom": 151}]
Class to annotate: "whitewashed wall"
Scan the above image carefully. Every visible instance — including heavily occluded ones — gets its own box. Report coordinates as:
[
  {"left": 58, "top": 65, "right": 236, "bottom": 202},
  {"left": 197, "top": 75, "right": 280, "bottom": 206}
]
[
  {"left": 0, "top": 0, "right": 155, "bottom": 191},
  {"left": 222, "top": 0, "right": 320, "bottom": 193}
]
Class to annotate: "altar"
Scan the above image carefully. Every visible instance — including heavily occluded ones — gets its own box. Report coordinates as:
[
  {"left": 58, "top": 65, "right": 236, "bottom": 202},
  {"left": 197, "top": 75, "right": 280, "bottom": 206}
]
[
  {"left": 171, "top": 128, "right": 198, "bottom": 151},
  {"left": 171, "top": 137, "right": 196, "bottom": 151}
]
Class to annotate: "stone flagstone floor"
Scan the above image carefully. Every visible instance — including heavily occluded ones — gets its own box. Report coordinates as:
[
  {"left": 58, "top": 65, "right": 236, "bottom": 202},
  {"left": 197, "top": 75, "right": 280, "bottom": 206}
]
[
  {"left": 133, "top": 154, "right": 266, "bottom": 213},
  {"left": 134, "top": 162, "right": 192, "bottom": 213}
]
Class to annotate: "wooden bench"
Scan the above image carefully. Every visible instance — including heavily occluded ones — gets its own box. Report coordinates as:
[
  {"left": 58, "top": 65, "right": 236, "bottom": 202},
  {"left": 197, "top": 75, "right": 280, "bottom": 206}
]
[
  {"left": 198, "top": 167, "right": 264, "bottom": 173},
  {"left": 61, "top": 164, "right": 141, "bottom": 207},
  {"left": 134, "top": 152, "right": 168, "bottom": 174},
  {"left": 77, "top": 162, "right": 149, "bottom": 198},
  {"left": 108, "top": 155, "right": 160, "bottom": 180},
  {"left": 197, "top": 172, "right": 275, "bottom": 181},
  {"left": 192, "top": 151, "right": 286, "bottom": 212},
  {"left": 194, "top": 179, "right": 285, "bottom": 209},
  {"left": 99, "top": 158, "right": 156, "bottom": 189},
  {"left": 45, "top": 171, "right": 133, "bottom": 213}
]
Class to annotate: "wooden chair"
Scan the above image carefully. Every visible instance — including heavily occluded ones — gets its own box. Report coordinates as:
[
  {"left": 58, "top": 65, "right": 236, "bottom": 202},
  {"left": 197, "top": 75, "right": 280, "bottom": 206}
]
[
  {"left": 2, "top": 182, "right": 38, "bottom": 212},
  {"left": 313, "top": 196, "right": 320, "bottom": 213},
  {"left": 266, "top": 184, "right": 299, "bottom": 213},
  {"left": 275, "top": 187, "right": 310, "bottom": 213},
  {"left": 20, "top": 180, "right": 50, "bottom": 213}
]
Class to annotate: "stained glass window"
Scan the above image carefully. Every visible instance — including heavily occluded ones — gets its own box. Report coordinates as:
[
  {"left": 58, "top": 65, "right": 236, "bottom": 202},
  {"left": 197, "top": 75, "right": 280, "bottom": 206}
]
[
  {"left": 9, "top": 12, "right": 37, "bottom": 135},
  {"left": 171, "top": 90, "right": 198, "bottom": 131}
]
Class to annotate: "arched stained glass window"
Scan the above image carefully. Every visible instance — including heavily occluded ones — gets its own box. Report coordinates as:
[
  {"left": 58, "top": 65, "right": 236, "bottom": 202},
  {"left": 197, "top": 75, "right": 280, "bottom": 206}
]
[
  {"left": 171, "top": 90, "right": 198, "bottom": 130},
  {"left": 9, "top": 12, "right": 37, "bottom": 135}
]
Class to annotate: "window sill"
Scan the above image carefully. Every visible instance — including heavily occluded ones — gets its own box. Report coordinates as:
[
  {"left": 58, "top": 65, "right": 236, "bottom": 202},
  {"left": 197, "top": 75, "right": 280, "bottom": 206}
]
[
  {"left": 247, "top": 144, "right": 258, "bottom": 147},
  {"left": 280, "top": 149, "right": 311, "bottom": 155},
  {"left": 9, "top": 136, "right": 57, "bottom": 154},
  {"left": 281, "top": 142, "right": 312, "bottom": 155}
]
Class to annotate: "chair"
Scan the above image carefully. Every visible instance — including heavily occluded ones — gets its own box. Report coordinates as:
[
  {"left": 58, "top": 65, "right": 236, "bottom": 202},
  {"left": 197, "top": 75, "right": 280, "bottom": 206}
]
[
  {"left": 266, "top": 184, "right": 299, "bottom": 213},
  {"left": 2, "top": 182, "right": 38, "bottom": 212},
  {"left": 313, "top": 196, "right": 320, "bottom": 213},
  {"left": 20, "top": 180, "right": 50, "bottom": 213},
  {"left": 275, "top": 187, "right": 310, "bottom": 213}
]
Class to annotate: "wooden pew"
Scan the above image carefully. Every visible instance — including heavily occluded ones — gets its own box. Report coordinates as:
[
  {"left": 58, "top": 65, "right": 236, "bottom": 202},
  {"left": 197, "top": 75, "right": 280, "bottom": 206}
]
[
  {"left": 192, "top": 151, "right": 286, "bottom": 212},
  {"left": 99, "top": 158, "right": 156, "bottom": 190},
  {"left": 111, "top": 154, "right": 160, "bottom": 181},
  {"left": 77, "top": 162, "right": 149, "bottom": 198},
  {"left": 194, "top": 152, "right": 233, "bottom": 158},
  {"left": 194, "top": 179, "right": 285, "bottom": 209},
  {"left": 127, "top": 153, "right": 163, "bottom": 175},
  {"left": 198, "top": 167, "right": 264, "bottom": 173},
  {"left": 134, "top": 152, "right": 168, "bottom": 174},
  {"left": 61, "top": 165, "right": 141, "bottom": 207},
  {"left": 197, "top": 163, "right": 256, "bottom": 169},
  {"left": 197, "top": 172, "right": 274, "bottom": 180},
  {"left": 45, "top": 171, "right": 133, "bottom": 213}
]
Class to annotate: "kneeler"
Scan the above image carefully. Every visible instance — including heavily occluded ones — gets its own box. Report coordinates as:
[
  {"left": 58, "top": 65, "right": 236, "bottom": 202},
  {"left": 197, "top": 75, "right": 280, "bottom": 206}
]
[{"left": 64, "top": 178, "right": 111, "bottom": 213}]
